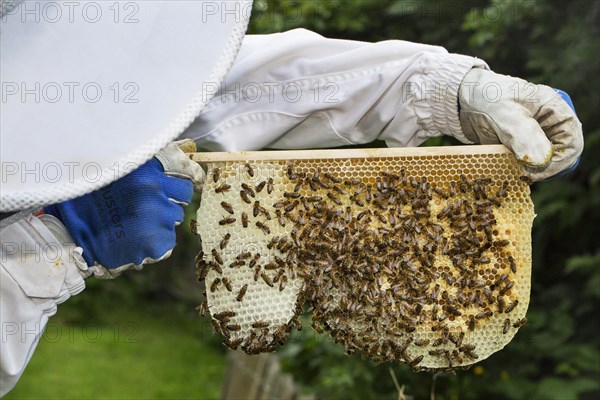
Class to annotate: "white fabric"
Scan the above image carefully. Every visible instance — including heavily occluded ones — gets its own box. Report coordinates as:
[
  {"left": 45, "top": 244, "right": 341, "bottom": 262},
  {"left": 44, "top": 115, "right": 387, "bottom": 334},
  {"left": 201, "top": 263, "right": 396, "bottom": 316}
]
[
  {"left": 182, "top": 29, "right": 488, "bottom": 150},
  {"left": 0, "top": 214, "right": 86, "bottom": 396},
  {"left": 0, "top": 0, "right": 252, "bottom": 212},
  {"left": 458, "top": 69, "right": 584, "bottom": 181}
]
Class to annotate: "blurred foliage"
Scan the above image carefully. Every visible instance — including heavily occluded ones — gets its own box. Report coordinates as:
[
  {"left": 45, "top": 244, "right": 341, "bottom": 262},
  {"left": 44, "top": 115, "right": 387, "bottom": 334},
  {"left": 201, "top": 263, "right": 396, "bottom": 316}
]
[
  {"left": 37, "top": 1, "right": 599, "bottom": 399},
  {"left": 249, "top": 1, "right": 600, "bottom": 399}
]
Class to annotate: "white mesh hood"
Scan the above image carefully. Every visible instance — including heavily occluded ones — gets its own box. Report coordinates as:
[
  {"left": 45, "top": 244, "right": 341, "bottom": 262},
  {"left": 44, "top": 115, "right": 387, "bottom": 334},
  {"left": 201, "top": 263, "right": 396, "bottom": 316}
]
[{"left": 0, "top": 0, "right": 252, "bottom": 212}]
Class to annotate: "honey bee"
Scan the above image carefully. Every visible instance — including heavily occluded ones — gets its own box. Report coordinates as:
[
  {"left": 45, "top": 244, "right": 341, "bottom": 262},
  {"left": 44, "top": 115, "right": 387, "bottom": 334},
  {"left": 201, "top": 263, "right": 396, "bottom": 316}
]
[
  {"left": 495, "top": 273, "right": 509, "bottom": 286},
  {"left": 284, "top": 191, "right": 301, "bottom": 199},
  {"left": 219, "top": 216, "right": 236, "bottom": 226},
  {"left": 211, "top": 320, "right": 224, "bottom": 336},
  {"left": 449, "top": 332, "right": 464, "bottom": 347},
  {"left": 211, "top": 261, "right": 223, "bottom": 274},
  {"left": 408, "top": 355, "right": 424, "bottom": 369},
  {"left": 212, "top": 167, "right": 221, "bottom": 183},
  {"left": 286, "top": 161, "right": 296, "bottom": 177},
  {"left": 227, "top": 337, "right": 244, "bottom": 350},
  {"left": 241, "top": 212, "right": 248, "bottom": 228},
  {"left": 292, "top": 318, "right": 302, "bottom": 331},
  {"left": 256, "top": 221, "right": 271, "bottom": 235},
  {"left": 496, "top": 296, "right": 505, "bottom": 313},
  {"left": 244, "top": 163, "right": 254, "bottom": 177},
  {"left": 499, "top": 281, "right": 514, "bottom": 296},
  {"left": 195, "top": 301, "right": 208, "bottom": 317},
  {"left": 449, "top": 182, "right": 457, "bottom": 197},
  {"left": 273, "top": 324, "right": 291, "bottom": 345},
  {"left": 251, "top": 320, "right": 269, "bottom": 329},
  {"left": 255, "top": 181, "right": 266, "bottom": 193},
  {"left": 222, "top": 277, "right": 233, "bottom": 292},
  {"left": 211, "top": 249, "right": 223, "bottom": 265},
  {"left": 264, "top": 262, "right": 278, "bottom": 270},
  {"left": 505, "top": 299, "right": 519, "bottom": 314},
  {"left": 226, "top": 324, "right": 241, "bottom": 332},
  {"left": 240, "top": 190, "right": 251, "bottom": 204},
  {"left": 229, "top": 260, "right": 245, "bottom": 268},
  {"left": 279, "top": 275, "right": 288, "bottom": 291},
  {"left": 333, "top": 186, "right": 347, "bottom": 195},
  {"left": 235, "top": 253, "right": 250, "bottom": 261},
  {"left": 261, "top": 272, "right": 274, "bottom": 287},
  {"left": 249, "top": 253, "right": 261, "bottom": 268},
  {"left": 468, "top": 315, "right": 476, "bottom": 331},
  {"left": 236, "top": 284, "right": 248, "bottom": 301},
  {"left": 190, "top": 219, "right": 199, "bottom": 235},
  {"left": 474, "top": 256, "right": 491, "bottom": 264},
  {"left": 221, "top": 201, "right": 234, "bottom": 214},
  {"left": 210, "top": 278, "right": 222, "bottom": 292},
  {"left": 414, "top": 339, "right": 430, "bottom": 347},
  {"left": 241, "top": 183, "right": 255, "bottom": 197},
  {"left": 215, "top": 183, "right": 231, "bottom": 193},
  {"left": 275, "top": 210, "right": 286, "bottom": 227},
  {"left": 284, "top": 201, "right": 299, "bottom": 213},
  {"left": 253, "top": 265, "right": 262, "bottom": 282},
  {"left": 327, "top": 192, "right": 342, "bottom": 205},
  {"left": 324, "top": 172, "right": 341, "bottom": 184},
  {"left": 519, "top": 175, "right": 533, "bottom": 184},
  {"left": 508, "top": 255, "right": 517, "bottom": 273},
  {"left": 463, "top": 350, "right": 479, "bottom": 360},
  {"left": 489, "top": 196, "right": 502, "bottom": 207},
  {"left": 344, "top": 179, "right": 361, "bottom": 186},
  {"left": 494, "top": 239, "right": 510, "bottom": 247},
  {"left": 503, "top": 318, "right": 511, "bottom": 334},
  {"left": 253, "top": 201, "right": 260, "bottom": 217},
  {"left": 267, "top": 178, "right": 274, "bottom": 194},
  {"left": 373, "top": 211, "right": 387, "bottom": 224},
  {"left": 214, "top": 310, "right": 236, "bottom": 320},
  {"left": 219, "top": 233, "right": 231, "bottom": 250},
  {"left": 512, "top": 317, "right": 527, "bottom": 329},
  {"left": 433, "top": 185, "right": 448, "bottom": 199}
]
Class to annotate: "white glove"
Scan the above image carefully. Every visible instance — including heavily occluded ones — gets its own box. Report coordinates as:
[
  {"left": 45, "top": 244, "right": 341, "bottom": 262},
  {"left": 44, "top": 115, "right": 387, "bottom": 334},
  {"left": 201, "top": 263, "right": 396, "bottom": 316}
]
[{"left": 458, "top": 69, "right": 583, "bottom": 181}]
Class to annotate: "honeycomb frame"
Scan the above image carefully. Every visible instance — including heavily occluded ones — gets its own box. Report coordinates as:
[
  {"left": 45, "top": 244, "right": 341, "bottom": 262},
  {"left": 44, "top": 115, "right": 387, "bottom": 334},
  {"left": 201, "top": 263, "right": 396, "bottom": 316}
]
[{"left": 192, "top": 145, "right": 534, "bottom": 370}]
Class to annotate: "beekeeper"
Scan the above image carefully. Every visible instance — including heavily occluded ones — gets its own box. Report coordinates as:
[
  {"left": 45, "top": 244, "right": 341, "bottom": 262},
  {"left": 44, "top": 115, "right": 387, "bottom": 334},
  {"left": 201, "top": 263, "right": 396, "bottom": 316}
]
[{"left": 0, "top": 0, "right": 582, "bottom": 396}]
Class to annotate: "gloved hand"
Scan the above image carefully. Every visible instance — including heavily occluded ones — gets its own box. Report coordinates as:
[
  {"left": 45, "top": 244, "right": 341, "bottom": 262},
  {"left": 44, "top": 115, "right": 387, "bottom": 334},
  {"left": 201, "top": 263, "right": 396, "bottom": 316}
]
[
  {"left": 45, "top": 139, "right": 205, "bottom": 278},
  {"left": 458, "top": 68, "right": 583, "bottom": 181}
]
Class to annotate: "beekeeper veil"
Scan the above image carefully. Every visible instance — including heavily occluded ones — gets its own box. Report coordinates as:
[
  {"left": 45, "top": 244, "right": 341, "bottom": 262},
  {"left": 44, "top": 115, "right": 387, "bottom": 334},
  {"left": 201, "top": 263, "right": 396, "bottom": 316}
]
[{"left": 0, "top": 0, "right": 252, "bottom": 213}]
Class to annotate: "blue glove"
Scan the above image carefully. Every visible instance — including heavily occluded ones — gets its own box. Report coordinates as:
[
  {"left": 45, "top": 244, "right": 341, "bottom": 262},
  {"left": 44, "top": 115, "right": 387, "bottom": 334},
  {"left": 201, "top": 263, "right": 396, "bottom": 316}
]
[{"left": 45, "top": 140, "right": 205, "bottom": 277}]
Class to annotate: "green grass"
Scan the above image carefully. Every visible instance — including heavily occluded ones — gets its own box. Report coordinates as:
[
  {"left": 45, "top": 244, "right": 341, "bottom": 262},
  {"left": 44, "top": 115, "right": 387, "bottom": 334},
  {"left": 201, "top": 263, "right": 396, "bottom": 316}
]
[{"left": 4, "top": 300, "right": 226, "bottom": 400}]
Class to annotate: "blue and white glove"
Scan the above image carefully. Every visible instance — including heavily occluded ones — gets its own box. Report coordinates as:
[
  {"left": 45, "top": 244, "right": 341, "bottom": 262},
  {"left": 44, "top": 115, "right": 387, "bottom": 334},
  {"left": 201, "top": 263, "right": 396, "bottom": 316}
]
[
  {"left": 458, "top": 69, "right": 583, "bottom": 181},
  {"left": 45, "top": 139, "right": 205, "bottom": 279}
]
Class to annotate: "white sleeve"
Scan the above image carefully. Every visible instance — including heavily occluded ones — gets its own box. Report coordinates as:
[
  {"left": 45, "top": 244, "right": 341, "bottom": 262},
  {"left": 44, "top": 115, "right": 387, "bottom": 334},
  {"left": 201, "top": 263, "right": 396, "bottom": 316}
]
[
  {"left": 182, "top": 28, "right": 488, "bottom": 150},
  {"left": 0, "top": 215, "right": 86, "bottom": 397}
]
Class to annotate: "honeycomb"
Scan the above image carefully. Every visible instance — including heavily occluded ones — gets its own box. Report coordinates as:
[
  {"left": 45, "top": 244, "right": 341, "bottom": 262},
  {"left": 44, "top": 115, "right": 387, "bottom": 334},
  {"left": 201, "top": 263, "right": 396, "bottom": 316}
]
[{"left": 192, "top": 146, "right": 534, "bottom": 370}]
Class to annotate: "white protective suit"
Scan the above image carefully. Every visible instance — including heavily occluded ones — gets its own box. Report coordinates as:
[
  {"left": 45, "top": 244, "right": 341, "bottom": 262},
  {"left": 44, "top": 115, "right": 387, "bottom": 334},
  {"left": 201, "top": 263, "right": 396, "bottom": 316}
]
[{"left": 1, "top": 29, "right": 486, "bottom": 395}]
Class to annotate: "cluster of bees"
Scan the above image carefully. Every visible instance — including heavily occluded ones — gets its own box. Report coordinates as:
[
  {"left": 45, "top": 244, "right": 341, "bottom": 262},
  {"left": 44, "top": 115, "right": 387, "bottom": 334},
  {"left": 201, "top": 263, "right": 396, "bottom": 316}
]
[
  {"left": 194, "top": 160, "right": 527, "bottom": 370},
  {"left": 195, "top": 163, "right": 303, "bottom": 354}
]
